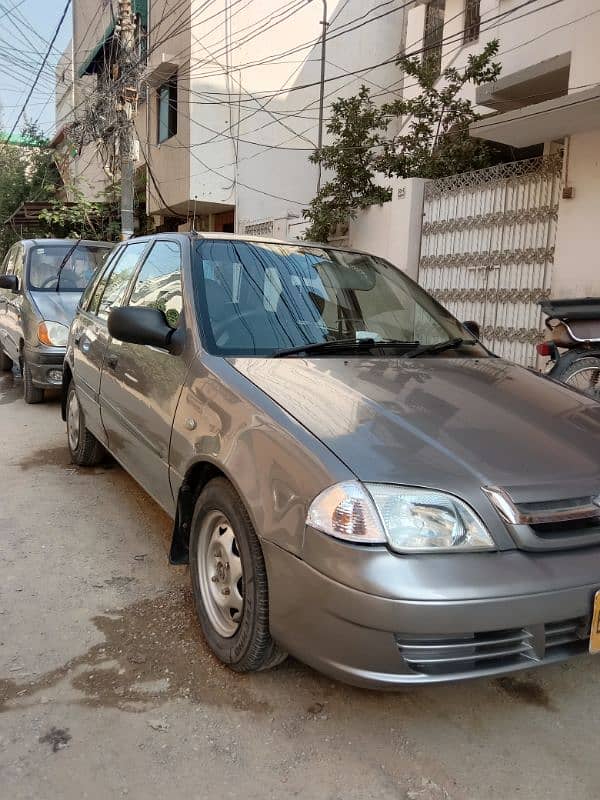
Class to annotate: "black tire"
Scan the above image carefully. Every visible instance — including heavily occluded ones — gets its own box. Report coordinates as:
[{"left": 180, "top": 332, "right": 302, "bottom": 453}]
[
  {"left": 552, "top": 354, "right": 600, "bottom": 400},
  {"left": 22, "top": 359, "right": 44, "bottom": 404},
  {"left": 0, "top": 349, "right": 12, "bottom": 371},
  {"left": 189, "top": 477, "right": 287, "bottom": 672},
  {"left": 66, "top": 381, "right": 104, "bottom": 466}
]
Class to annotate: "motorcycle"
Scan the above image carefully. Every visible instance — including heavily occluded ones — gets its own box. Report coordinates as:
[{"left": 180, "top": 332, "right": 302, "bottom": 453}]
[{"left": 537, "top": 298, "right": 600, "bottom": 399}]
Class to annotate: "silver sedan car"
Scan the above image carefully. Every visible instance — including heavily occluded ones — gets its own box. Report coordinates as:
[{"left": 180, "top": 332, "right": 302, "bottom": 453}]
[
  {"left": 62, "top": 233, "right": 600, "bottom": 687},
  {"left": 0, "top": 239, "right": 112, "bottom": 402}
]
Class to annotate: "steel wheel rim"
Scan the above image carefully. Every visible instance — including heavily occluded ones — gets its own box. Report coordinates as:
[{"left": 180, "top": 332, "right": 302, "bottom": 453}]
[
  {"left": 197, "top": 510, "right": 244, "bottom": 638},
  {"left": 565, "top": 365, "right": 600, "bottom": 399},
  {"left": 67, "top": 390, "right": 80, "bottom": 452}
]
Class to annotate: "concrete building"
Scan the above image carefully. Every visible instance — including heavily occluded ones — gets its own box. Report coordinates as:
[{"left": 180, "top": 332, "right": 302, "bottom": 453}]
[
  {"left": 54, "top": 0, "right": 410, "bottom": 233},
  {"left": 401, "top": 0, "right": 600, "bottom": 301},
  {"left": 345, "top": 0, "right": 600, "bottom": 367}
]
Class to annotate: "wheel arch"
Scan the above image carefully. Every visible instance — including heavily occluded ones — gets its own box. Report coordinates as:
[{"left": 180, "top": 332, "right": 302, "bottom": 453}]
[
  {"left": 169, "top": 459, "right": 232, "bottom": 565},
  {"left": 61, "top": 362, "right": 73, "bottom": 421}
]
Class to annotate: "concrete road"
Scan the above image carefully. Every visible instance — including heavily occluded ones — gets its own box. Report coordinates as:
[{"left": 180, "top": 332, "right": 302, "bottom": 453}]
[{"left": 1, "top": 368, "right": 599, "bottom": 800}]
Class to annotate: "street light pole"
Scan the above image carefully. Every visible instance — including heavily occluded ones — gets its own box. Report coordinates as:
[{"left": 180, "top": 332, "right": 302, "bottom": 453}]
[{"left": 316, "top": 0, "right": 328, "bottom": 193}]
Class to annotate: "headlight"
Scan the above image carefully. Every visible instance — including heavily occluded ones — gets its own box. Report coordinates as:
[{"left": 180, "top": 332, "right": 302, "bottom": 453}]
[
  {"left": 307, "top": 481, "right": 495, "bottom": 553},
  {"left": 38, "top": 321, "right": 69, "bottom": 347}
]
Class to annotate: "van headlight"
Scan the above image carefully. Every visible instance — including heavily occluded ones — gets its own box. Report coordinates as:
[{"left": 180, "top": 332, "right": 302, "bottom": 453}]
[
  {"left": 307, "top": 481, "right": 495, "bottom": 552},
  {"left": 38, "top": 321, "right": 69, "bottom": 347}
]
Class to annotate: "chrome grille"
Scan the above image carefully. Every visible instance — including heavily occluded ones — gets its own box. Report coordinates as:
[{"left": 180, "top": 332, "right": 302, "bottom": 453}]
[
  {"left": 483, "top": 486, "right": 600, "bottom": 550},
  {"left": 396, "top": 617, "right": 588, "bottom": 676}
]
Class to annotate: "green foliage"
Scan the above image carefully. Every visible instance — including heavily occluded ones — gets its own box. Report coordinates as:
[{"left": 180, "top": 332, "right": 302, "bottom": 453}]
[
  {"left": 303, "top": 41, "right": 502, "bottom": 241},
  {"left": 303, "top": 87, "right": 392, "bottom": 243},
  {"left": 377, "top": 40, "right": 502, "bottom": 179},
  {"left": 0, "top": 122, "right": 60, "bottom": 253},
  {"left": 39, "top": 185, "right": 121, "bottom": 242}
]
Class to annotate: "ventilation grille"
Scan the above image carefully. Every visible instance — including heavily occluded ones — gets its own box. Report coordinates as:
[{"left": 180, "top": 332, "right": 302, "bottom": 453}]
[{"left": 395, "top": 617, "right": 588, "bottom": 676}]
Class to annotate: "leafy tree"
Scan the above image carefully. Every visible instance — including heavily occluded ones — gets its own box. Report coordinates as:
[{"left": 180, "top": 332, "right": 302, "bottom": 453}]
[
  {"left": 303, "top": 86, "right": 392, "bottom": 243},
  {"left": 39, "top": 184, "right": 121, "bottom": 242},
  {"left": 0, "top": 122, "right": 60, "bottom": 253},
  {"left": 303, "top": 41, "right": 502, "bottom": 241},
  {"left": 377, "top": 39, "right": 502, "bottom": 179}
]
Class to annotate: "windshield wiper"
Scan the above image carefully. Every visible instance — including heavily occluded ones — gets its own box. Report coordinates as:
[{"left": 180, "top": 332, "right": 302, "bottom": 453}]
[
  {"left": 405, "top": 337, "right": 477, "bottom": 358},
  {"left": 55, "top": 239, "right": 82, "bottom": 292},
  {"left": 273, "top": 337, "right": 419, "bottom": 358}
]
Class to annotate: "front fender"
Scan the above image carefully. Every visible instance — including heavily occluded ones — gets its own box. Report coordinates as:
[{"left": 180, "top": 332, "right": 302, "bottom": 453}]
[{"left": 169, "top": 355, "right": 354, "bottom": 558}]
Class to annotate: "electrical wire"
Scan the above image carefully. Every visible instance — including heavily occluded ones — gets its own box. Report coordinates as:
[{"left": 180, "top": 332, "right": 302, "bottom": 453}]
[{"left": 3, "top": 0, "right": 72, "bottom": 144}]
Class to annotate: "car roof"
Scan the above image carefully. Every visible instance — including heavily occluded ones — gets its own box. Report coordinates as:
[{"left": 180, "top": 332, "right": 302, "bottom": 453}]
[{"left": 23, "top": 239, "right": 114, "bottom": 248}]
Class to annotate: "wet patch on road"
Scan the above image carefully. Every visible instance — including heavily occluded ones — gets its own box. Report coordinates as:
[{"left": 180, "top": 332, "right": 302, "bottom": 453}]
[
  {"left": 0, "top": 372, "right": 22, "bottom": 405},
  {"left": 39, "top": 726, "right": 71, "bottom": 752},
  {"left": 0, "top": 587, "right": 272, "bottom": 715},
  {"left": 15, "top": 445, "right": 71, "bottom": 471},
  {"left": 495, "top": 676, "right": 554, "bottom": 710},
  {"left": 14, "top": 445, "right": 116, "bottom": 474},
  {"left": 103, "top": 576, "right": 136, "bottom": 590}
]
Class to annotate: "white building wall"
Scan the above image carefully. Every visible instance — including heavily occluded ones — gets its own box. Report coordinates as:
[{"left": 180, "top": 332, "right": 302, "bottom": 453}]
[
  {"left": 403, "top": 0, "right": 600, "bottom": 298},
  {"left": 187, "top": 0, "right": 408, "bottom": 228},
  {"left": 349, "top": 177, "right": 425, "bottom": 280},
  {"left": 552, "top": 129, "right": 600, "bottom": 298},
  {"left": 55, "top": 41, "right": 74, "bottom": 129}
]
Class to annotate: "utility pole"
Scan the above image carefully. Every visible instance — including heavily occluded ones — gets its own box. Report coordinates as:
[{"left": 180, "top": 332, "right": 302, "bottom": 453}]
[
  {"left": 117, "top": 0, "right": 137, "bottom": 240},
  {"left": 316, "top": 0, "right": 328, "bottom": 193}
]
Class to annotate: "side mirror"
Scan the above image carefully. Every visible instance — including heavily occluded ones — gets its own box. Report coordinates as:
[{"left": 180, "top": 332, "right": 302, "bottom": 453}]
[
  {"left": 108, "top": 306, "right": 174, "bottom": 350},
  {"left": 0, "top": 274, "right": 19, "bottom": 292},
  {"left": 463, "top": 320, "right": 481, "bottom": 339}
]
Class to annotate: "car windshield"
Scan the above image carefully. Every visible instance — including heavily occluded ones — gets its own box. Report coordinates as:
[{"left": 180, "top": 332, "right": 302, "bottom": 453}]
[
  {"left": 193, "top": 240, "right": 487, "bottom": 357},
  {"left": 28, "top": 243, "right": 112, "bottom": 292}
]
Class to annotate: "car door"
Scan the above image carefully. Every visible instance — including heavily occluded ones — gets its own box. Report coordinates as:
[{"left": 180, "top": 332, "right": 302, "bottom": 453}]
[
  {"left": 0, "top": 245, "right": 16, "bottom": 355},
  {"left": 71, "top": 241, "right": 148, "bottom": 444},
  {"left": 100, "top": 239, "right": 188, "bottom": 513},
  {"left": 3, "top": 244, "right": 25, "bottom": 361}
]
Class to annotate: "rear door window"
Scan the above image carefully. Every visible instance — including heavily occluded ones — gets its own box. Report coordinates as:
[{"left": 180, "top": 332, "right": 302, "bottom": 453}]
[
  {"left": 128, "top": 240, "right": 183, "bottom": 328},
  {"left": 94, "top": 242, "right": 148, "bottom": 320},
  {"left": 82, "top": 247, "right": 123, "bottom": 312}
]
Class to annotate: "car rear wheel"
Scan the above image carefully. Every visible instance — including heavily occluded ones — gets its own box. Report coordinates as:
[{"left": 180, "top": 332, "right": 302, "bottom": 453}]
[
  {"left": 66, "top": 381, "right": 104, "bottom": 466},
  {"left": 23, "top": 359, "right": 44, "bottom": 404},
  {"left": 0, "top": 349, "right": 12, "bottom": 371},
  {"left": 189, "top": 477, "right": 287, "bottom": 672}
]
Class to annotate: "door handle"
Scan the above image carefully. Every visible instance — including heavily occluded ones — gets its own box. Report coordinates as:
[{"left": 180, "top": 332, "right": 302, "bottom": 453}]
[{"left": 106, "top": 353, "right": 119, "bottom": 370}]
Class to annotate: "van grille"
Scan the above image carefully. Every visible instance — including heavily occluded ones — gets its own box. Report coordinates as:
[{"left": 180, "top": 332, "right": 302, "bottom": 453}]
[{"left": 395, "top": 617, "right": 588, "bottom": 676}]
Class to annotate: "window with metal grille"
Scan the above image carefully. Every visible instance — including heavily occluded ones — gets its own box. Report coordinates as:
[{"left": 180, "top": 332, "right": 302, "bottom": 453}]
[
  {"left": 463, "top": 0, "right": 480, "bottom": 44},
  {"left": 423, "top": 0, "right": 445, "bottom": 78},
  {"left": 157, "top": 73, "right": 177, "bottom": 143}
]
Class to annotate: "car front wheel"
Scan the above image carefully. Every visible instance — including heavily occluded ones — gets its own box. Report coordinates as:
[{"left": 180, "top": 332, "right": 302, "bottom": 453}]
[
  {"left": 66, "top": 381, "right": 104, "bottom": 466},
  {"left": 23, "top": 359, "right": 44, "bottom": 404},
  {"left": 189, "top": 477, "right": 287, "bottom": 672}
]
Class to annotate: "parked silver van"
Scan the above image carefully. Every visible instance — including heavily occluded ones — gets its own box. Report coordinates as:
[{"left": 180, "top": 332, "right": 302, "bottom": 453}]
[{"left": 0, "top": 239, "right": 112, "bottom": 402}]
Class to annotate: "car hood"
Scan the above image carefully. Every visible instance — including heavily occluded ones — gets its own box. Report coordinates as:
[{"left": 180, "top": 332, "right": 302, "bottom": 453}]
[
  {"left": 30, "top": 291, "right": 81, "bottom": 327},
  {"left": 230, "top": 356, "right": 600, "bottom": 504}
]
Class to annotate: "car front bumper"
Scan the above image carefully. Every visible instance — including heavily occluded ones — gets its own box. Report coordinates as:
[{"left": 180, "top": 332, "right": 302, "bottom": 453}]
[
  {"left": 24, "top": 346, "right": 65, "bottom": 388},
  {"left": 263, "top": 533, "right": 598, "bottom": 688}
]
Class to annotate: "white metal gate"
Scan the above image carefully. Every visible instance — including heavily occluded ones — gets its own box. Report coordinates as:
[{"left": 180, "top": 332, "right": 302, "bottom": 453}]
[{"left": 419, "top": 154, "right": 562, "bottom": 366}]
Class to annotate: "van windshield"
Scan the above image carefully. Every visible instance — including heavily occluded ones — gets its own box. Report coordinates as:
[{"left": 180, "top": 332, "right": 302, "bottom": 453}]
[
  {"left": 28, "top": 243, "right": 111, "bottom": 292},
  {"left": 193, "top": 240, "right": 488, "bottom": 357}
]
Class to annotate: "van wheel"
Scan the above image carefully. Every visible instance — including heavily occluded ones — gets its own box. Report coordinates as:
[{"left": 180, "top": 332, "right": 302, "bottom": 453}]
[
  {"left": 23, "top": 360, "right": 44, "bottom": 404},
  {"left": 0, "top": 349, "right": 12, "bottom": 371},
  {"left": 66, "top": 381, "right": 104, "bottom": 466},
  {"left": 189, "top": 477, "right": 287, "bottom": 672}
]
